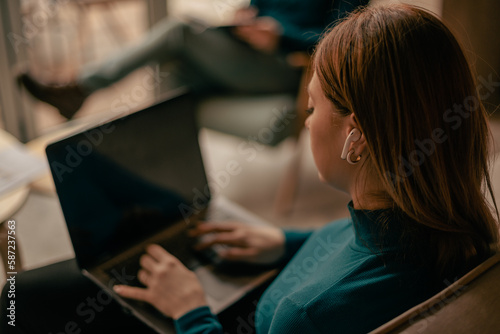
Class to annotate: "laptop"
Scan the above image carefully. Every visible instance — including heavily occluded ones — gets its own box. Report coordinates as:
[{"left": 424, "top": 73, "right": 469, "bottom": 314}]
[{"left": 45, "top": 89, "right": 277, "bottom": 333}]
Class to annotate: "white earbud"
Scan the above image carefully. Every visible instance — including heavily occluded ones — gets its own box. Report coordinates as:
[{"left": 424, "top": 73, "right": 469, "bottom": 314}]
[{"left": 341, "top": 128, "right": 361, "bottom": 160}]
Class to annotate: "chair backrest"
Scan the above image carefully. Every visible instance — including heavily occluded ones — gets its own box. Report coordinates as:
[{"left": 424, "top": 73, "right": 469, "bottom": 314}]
[
  {"left": 196, "top": 52, "right": 312, "bottom": 147},
  {"left": 197, "top": 94, "right": 297, "bottom": 146},
  {"left": 370, "top": 252, "right": 500, "bottom": 334}
]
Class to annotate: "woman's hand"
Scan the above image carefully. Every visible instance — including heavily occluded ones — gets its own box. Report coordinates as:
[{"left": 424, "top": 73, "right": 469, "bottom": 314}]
[
  {"left": 113, "top": 244, "right": 207, "bottom": 320},
  {"left": 232, "top": 7, "right": 258, "bottom": 25},
  {"left": 232, "top": 17, "right": 282, "bottom": 54},
  {"left": 190, "top": 222, "right": 286, "bottom": 265}
]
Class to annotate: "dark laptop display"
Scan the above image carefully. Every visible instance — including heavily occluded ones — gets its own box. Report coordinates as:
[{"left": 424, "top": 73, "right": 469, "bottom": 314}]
[
  {"left": 45, "top": 91, "right": 278, "bottom": 332},
  {"left": 46, "top": 92, "right": 209, "bottom": 269}
]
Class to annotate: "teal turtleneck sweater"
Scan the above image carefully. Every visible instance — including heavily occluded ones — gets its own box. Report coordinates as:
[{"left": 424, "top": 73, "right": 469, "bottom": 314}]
[{"left": 175, "top": 202, "right": 439, "bottom": 333}]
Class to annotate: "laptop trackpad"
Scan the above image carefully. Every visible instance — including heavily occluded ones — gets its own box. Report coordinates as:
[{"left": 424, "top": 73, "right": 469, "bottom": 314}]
[
  {"left": 197, "top": 265, "right": 241, "bottom": 299},
  {"left": 195, "top": 265, "right": 275, "bottom": 314}
]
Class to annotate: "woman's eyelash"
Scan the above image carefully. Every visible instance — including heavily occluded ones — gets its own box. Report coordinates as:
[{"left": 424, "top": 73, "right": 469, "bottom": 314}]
[{"left": 305, "top": 108, "right": 314, "bottom": 115}]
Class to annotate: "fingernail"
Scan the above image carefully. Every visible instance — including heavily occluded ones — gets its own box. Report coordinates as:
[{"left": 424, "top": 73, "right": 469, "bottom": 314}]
[{"left": 113, "top": 285, "right": 122, "bottom": 293}]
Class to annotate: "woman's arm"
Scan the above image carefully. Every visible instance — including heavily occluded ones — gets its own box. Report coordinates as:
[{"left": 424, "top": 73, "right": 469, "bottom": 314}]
[
  {"left": 111, "top": 226, "right": 313, "bottom": 332},
  {"left": 174, "top": 306, "right": 223, "bottom": 334},
  {"left": 191, "top": 222, "right": 313, "bottom": 265}
]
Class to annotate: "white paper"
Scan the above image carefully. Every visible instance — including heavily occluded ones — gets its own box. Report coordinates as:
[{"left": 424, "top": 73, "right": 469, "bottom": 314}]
[{"left": 0, "top": 144, "right": 48, "bottom": 196}]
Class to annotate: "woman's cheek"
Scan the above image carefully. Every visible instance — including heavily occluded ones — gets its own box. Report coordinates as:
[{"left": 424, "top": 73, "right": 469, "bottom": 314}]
[{"left": 310, "top": 140, "right": 330, "bottom": 183}]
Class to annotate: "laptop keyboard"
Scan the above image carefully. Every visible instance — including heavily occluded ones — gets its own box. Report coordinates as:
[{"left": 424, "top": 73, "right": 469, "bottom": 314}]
[
  {"left": 104, "top": 203, "right": 239, "bottom": 288},
  {"left": 205, "top": 207, "right": 233, "bottom": 222},
  {"left": 105, "top": 238, "right": 220, "bottom": 288}
]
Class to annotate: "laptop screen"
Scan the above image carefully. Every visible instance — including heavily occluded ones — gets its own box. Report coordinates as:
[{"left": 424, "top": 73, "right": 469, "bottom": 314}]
[{"left": 46, "top": 92, "right": 210, "bottom": 269}]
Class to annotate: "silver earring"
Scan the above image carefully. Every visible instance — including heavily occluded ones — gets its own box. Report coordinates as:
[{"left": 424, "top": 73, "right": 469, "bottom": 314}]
[{"left": 347, "top": 150, "right": 361, "bottom": 165}]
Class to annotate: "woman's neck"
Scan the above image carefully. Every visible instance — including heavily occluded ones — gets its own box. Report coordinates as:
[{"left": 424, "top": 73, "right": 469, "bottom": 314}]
[{"left": 349, "top": 163, "right": 392, "bottom": 211}]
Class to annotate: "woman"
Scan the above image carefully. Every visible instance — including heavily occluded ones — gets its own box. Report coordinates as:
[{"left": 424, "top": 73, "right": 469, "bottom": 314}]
[
  {"left": 2, "top": 3, "right": 499, "bottom": 333},
  {"left": 109, "top": 3, "right": 500, "bottom": 333}
]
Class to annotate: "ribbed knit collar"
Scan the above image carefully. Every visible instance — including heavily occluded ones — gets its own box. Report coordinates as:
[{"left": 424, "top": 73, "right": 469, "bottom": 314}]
[{"left": 347, "top": 201, "right": 403, "bottom": 254}]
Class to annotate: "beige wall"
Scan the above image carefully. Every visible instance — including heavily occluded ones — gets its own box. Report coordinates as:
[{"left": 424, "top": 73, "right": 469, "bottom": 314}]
[
  {"left": 169, "top": 0, "right": 249, "bottom": 25},
  {"left": 368, "top": 0, "right": 500, "bottom": 113},
  {"left": 442, "top": 0, "right": 500, "bottom": 114}
]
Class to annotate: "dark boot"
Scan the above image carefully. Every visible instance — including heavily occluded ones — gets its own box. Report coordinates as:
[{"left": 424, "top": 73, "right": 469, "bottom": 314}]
[{"left": 17, "top": 73, "right": 90, "bottom": 120}]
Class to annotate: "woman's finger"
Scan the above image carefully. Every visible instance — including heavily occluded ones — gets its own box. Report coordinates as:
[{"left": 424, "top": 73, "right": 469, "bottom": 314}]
[
  {"left": 188, "top": 222, "right": 241, "bottom": 237},
  {"left": 139, "top": 253, "right": 158, "bottom": 272},
  {"left": 137, "top": 269, "right": 150, "bottom": 286},
  {"left": 114, "top": 285, "right": 150, "bottom": 303},
  {"left": 194, "top": 232, "right": 247, "bottom": 250},
  {"left": 218, "top": 247, "right": 258, "bottom": 262},
  {"left": 146, "top": 244, "right": 172, "bottom": 262}
]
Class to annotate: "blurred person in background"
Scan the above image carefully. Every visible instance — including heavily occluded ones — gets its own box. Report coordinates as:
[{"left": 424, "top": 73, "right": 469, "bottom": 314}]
[{"left": 18, "top": 0, "right": 368, "bottom": 119}]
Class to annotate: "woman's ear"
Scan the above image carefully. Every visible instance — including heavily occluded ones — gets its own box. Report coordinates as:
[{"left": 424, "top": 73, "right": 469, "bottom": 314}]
[
  {"left": 345, "top": 113, "right": 368, "bottom": 157},
  {"left": 341, "top": 128, "right": 362, "bottom": 160}
]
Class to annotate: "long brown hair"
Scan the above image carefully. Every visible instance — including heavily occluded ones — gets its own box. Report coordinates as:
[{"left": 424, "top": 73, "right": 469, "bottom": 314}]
[{"left": 315, "top": 4, "right": 499, "bottom": 279}]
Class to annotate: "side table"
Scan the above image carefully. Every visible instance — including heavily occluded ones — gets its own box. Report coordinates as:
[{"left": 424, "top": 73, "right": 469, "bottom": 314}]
[{"left": 0, "top": 130, "right": 30, "bottom": 277}]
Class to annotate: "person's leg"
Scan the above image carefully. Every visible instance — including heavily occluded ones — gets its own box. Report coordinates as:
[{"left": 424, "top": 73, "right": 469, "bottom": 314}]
[
  {"left": 79, "top": 18, "right": 187, "bottom": 93},
  {"left": 80, "top": 21, "right": 301, "bottom": 95},
  {"left": 18, "top": 19, "right": 301, "bottom": 119},
  {"left": 17, "top": 18, "right": 191, "bottom": 119},
  {"left": 0, "top": 259, "right": 156, "bottom": 334},
  {"left": 178, "top": 27, "right": 302, "bottom": 95}
]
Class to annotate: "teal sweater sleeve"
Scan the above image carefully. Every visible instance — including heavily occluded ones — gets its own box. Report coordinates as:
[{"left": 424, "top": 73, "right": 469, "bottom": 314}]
[
  {"left": 174, "top": 306, "right": 223, "bottom": 334},
  {"left": 174, "top": 230, "right": 312, "bottom": 333}
]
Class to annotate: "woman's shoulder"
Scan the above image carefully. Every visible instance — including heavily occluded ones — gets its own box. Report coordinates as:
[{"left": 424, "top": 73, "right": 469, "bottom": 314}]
[{"left": 280, "top": 263, "right": 433, "bottom": 333}]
